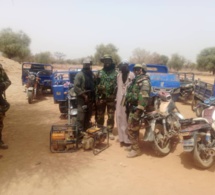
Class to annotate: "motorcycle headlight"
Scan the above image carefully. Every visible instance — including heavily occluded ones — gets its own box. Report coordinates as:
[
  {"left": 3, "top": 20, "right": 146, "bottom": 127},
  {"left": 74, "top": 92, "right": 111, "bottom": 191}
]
[
  {"left": 29, "top": 75, "right": 36, "bottom": 80},
  {"left": 70, "top": 108, "right": 77, "bottom": 115}
]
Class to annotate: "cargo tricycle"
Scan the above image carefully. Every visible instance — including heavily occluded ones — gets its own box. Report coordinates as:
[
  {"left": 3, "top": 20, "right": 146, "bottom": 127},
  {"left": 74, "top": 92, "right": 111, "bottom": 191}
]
[{"left": 22, "top": 62, "right": 53, "bottom": 103}]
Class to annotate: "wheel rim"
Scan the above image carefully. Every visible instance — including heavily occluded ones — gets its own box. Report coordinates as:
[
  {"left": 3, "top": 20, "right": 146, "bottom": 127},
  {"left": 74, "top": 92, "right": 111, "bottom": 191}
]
[
  {"left": 196, "top": 143, "right": 212, "bottom": 162},
  {"left": 193, "top": 137, "right": 214, "bottom": 169},
  {"left": 154, "top": 124, "right": 171, "bottom": 152}
]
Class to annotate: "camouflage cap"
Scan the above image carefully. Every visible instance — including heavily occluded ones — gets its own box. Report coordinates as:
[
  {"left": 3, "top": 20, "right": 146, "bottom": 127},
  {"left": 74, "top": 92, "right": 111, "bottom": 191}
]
[
  {"left": 103, "top": 54, "right": 112, "bottom": 59},
  {"left": 100, "top": 54, "right": 113, "bottom": 63},
  {"left": 134, "top": 64, "right": 142, "bottom": 68}
]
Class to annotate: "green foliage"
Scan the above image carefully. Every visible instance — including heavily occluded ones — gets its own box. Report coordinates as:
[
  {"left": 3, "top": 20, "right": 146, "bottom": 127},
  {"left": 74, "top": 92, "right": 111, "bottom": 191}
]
[
  {"left": 94, "top": 43, "right": 121, "bottom": 65},
  {"left": 167, "top": 53, "right": 185, "bottom": 71},
  {"left": 197, "top": 47, "right": 215, "bottom": 73},
  {"left": 159, "top": 55, "right": 169, "bottom": 65},
  {"left": 33, "top": 52, "right": 54, "bottom": 64},
  {"left": 0, "top": 28, "right": 31, "bottom": 60},
  {"left": 183, "top": 61, "right": 196, "bottom": 71}
]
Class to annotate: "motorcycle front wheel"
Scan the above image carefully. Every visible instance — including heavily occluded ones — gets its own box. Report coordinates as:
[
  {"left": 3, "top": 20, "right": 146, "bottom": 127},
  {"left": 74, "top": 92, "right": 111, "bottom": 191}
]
[
  {"left": 59, "top": 101, "right": 68, "bottom": 114},
  {"left": 27, "top": 91, "right": 33, "bottom": 104},
  {"left": 153, "top": 123, "right": 171, "bottom": 156},
  {"left": 193, "top": 138, "right": 214, "bottom": 169}
]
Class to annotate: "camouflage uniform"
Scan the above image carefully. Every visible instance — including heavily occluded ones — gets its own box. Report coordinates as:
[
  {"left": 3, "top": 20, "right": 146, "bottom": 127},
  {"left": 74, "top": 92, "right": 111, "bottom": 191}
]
[
  {"left": 125, "top": 73, "right": 151, "bottom": 154},
  {"left": 74, "top": 69, "right": 95, "bottom": 132},
  {"left": 0, "top": 64, "right": 11, "bottom": 148},
  {"left": 95, "top": 68, "right": 118, "bottom": 132}
]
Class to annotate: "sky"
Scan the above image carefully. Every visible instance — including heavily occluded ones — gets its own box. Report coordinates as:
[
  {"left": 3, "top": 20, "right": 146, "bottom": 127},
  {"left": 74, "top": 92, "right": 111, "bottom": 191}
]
[{"left": 0, "top": 0, "right": 215, "bottom": 62}]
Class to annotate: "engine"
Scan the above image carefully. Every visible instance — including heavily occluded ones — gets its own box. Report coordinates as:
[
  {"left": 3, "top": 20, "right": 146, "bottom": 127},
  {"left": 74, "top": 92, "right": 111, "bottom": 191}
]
[
  {"left": 82, "top": 126, "right": 107, "bottom": 150},
  {"left": 50, "top": 125, "right": 108, "bottom": 153}
]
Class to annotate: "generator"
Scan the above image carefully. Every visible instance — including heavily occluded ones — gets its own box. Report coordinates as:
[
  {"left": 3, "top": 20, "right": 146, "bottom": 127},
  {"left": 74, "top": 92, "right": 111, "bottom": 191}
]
[
  {"left": 82, "top": 125, "right": 109, "bottom": 155},
  {"left": 50, "top": 124, "right": 109, "bottom": 155},
  {"left": 50, "top": 124, "right": 81, "bottom": 153}
]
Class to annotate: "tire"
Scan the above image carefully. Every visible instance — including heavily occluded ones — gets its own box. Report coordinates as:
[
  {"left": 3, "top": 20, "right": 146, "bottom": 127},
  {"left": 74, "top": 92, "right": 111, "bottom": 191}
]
[
  {"left": 27, "top": 91, "right": 33, "bottom": 104},
  {"left": 71, "top": 116, "right": 77, "bottom": 124},
  {"left": 193, "top": 137, "right": 214, "bottom": 169},
  {"left": 59, "top": 101, "right": 68, "bottom": 114},
  {"left": 153, "top": 123, "right": 171, "bottom": 156}
]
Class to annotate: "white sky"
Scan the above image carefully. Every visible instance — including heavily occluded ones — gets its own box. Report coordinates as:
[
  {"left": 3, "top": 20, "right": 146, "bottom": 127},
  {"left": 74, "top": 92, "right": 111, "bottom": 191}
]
[{"left": 0, "top": 0, "right": 215, "bottom": 62}]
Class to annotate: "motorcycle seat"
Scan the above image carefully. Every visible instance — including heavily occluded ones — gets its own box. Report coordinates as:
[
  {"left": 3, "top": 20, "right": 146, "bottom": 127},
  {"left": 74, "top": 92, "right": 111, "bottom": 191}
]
[{"left": 179, "top": 118, "right": 193, "bottom": 126}]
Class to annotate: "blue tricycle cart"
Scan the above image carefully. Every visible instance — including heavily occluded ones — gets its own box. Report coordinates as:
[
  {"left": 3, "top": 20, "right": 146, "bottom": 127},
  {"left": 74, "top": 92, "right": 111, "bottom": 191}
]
[
  {"left": 129, "top": 64, "right": 181, "bottom": 101},
  {"left": 192, "top": 79, "right": 215, "bottom": 116},
  {"left": 52, "top": 70, "right": 79, "bottom": 114},
  {"left": 21, "top": 62, "right": 53, "bottom": 103}
]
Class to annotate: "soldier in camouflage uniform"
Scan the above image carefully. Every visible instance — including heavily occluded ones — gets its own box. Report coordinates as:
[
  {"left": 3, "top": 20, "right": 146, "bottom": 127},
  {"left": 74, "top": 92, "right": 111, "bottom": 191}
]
[
  {"left": 0, "top": 64, "right": 11, "bottom": 153},
  {"left": 74, "top": 58, "right": 95, "bottom": 132},
  {"left": 125, "top": 63, "right": 151, "bottom": 158},
  {"left": 95, "top": 55, "right": 118, "bottom": 140}
]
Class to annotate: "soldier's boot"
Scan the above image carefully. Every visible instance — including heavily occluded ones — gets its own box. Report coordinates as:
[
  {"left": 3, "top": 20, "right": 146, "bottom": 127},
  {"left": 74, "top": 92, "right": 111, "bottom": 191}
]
[
  {"left": 0, "top": 141, "right": 8, "bottom": 149},
  {"left": 127, "top": 150, "right": 141, "bottom": 158},
  {"left": 108, "top": 129, "right": 115, "bottom": 140},
  {"left": 109, "top": 132, "right": 115, "bottom": 140},
  {"left": 124, "top": 145, "right": 132, "bottom": 151}
]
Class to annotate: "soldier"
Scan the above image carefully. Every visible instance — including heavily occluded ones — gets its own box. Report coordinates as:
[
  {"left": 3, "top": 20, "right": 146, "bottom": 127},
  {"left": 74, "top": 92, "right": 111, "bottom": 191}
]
[
  {"left": 0, "top": 64, "right": 11, "bottom": 152},
  {"left": 74, "top": 58, "right": 95, "bottom": 132},
  {"left": 95, "top": 54, "right": 118, "bottom": 140},
  {"left": 125, "top": 63, "right": 151, "bottom": 158}
]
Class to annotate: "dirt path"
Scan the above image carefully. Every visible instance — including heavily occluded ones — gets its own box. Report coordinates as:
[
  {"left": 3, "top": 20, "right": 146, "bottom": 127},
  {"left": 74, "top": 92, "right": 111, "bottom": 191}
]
[{"left": 0, "top": 63, "right": 215, "bottom": 195}]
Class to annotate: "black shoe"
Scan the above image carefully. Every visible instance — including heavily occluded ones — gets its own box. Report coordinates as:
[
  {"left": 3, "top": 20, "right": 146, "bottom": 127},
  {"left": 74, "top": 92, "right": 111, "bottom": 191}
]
[
  {"left": 0, "top": 141, "right": 8, "bottom": 149},
  {"left": 124, "top": 143, "right": 131, "bottom": 147},
  {"left": 120, "top": 142, "right": 124, "bottom": 147}
]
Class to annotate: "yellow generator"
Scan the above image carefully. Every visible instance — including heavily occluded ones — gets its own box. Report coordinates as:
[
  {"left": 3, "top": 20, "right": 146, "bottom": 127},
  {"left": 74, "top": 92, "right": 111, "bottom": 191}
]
[{"left": 50, "top": 124, "right": 109, "bottom": 155}]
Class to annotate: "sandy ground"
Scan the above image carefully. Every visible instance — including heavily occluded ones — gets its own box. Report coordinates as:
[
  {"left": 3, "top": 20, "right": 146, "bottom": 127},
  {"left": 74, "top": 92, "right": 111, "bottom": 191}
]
[{"left": 0, "top": 57, "right": 215, "bottom": 195}]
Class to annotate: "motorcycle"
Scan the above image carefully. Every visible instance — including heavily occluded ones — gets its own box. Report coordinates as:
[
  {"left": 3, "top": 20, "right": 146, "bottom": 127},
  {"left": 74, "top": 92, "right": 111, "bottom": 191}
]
[
  {"left": 50, "top": 87, "right": 109, "bottom": 154},
  {"left": 141, "top": 91, "right": 184, "bottom": 156},
  {"left": 180, "top": 101, "right": 215, "bottom": 169},
  {"left": 178, "top": 73, "right": 195, "bottom": 101},
  {"left": 26, "top": 71, "right": 40, "bottom": 104},
  {"left": 67, "top": 85, "right": 78, "bottom": 126},
  {"left": 180, "top": 83, "right": 194, "bottom": 100},
  {"left": 58, "top": 83, "right": 78, "bottom": 120},
  {"left": 194, "top": 97, "right": 215, "bottom": 117}
]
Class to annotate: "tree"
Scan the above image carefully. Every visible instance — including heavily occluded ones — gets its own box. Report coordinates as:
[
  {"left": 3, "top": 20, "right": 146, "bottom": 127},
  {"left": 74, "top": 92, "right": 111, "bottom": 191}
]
[
  {"left": 129, "top": 48, "right": 151, "bottom": 63},
  {"left": 183, "top": 60, "right": 196, "bottom": 71},
  {"left": 94, "top": 43, "right": 121, "bottom": 65},
  {"left": 33, "top": 52, "right": 54, "bottom": 64},
  {"left": 0, "top": 28, "right": 31, "bottom": 61},
  {"left": 54, "top": 52, "right": 66, "bottom": 63},
  {"left": 197, "top": 47, "right": 215, "bottom": 74},
  {"left": 167, "top": 53, "right": 185, "bottom": 71},
  {"left": 129, "top": 48, "right": 169, "bottom": 64},
  {"left": 159, "top": 55, "right": 169, "bottom": 65}
]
